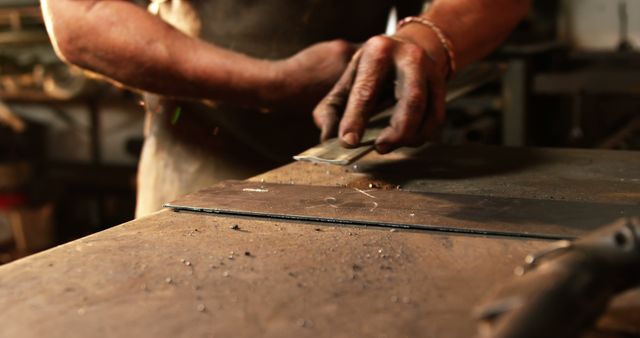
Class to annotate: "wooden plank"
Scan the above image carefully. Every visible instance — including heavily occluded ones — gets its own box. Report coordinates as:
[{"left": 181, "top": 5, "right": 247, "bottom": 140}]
[
  {"left": 0, "top": 210, "right": 637, "bottom": 337},
  {"left": 0, "top": 210, "right": 551, "bottom": 338},
  {"left": 0, "top": 145, "right": 638, "bottom": 337}
]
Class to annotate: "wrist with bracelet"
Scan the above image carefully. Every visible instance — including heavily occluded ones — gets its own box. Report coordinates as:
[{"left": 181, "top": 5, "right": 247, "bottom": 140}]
[{"left": 395, "top": 16, "right": 457, "bottom": 81}]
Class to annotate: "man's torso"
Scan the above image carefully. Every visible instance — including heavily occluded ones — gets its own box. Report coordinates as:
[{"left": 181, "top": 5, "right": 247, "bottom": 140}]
[{"left": 135, "top": 0, "right": 424, "bottom": 216}]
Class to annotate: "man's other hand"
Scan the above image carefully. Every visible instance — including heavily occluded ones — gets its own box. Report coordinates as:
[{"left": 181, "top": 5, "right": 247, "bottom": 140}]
[{"left": 268, "top": 40, "right": 357, "bottom": 113}]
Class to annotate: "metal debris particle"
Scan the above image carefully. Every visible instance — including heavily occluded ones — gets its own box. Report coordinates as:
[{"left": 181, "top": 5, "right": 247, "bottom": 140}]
[
  {"left": 230, "top": 224, "right": 240, "bottom": 230},
  {"left": 243, "top": 188, "right": 269, "bottom": 193},
  {"left": 170, "top": 106, "right": 182, "bottom": 125},
  {"left": 197, "top": 304, "right": 206, "bottom": 312},
  {"left": 165, "top": 277, "right": 173, "bottom": 284},
  {"left": 223, "top": 271, "right": 230, "bottom": 277},
  {"left": 297, "top": 319, "right": 313, "bottom": 328},
  {"left": 184, "top": 261, "right": 192, "bottom": 266},
  {"left": 513, "top": 266, "right": 525, "bottom": 276},
  {"left": 390, "top": 229, "right": 398, "bottom": 232},
  {"left": 244, "top": 251, "right": 251, "bottom": 256},
  {"left": 355, "top": 188, "right": 377, "bottom": 199}
]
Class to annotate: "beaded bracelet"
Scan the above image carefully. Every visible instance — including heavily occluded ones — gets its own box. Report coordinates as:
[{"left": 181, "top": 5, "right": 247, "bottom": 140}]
[{"left": 397, "top": 16, "right": 457, "bottom": 80}]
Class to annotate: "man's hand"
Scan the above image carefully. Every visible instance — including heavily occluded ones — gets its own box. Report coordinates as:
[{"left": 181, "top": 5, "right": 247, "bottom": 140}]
[
  {"left": 312, "top": 34, "right": 447, "bottom": 154},
  {"left": 312, "top": 0, "right": 531, "bottom": 154},
  {"left": 268, "top": 40, "right": 357, "bottom": 113}
]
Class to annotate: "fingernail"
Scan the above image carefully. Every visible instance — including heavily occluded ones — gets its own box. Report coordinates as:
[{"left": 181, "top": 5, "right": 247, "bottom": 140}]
[
  {"left": 342, "top": 132, "right": 359, "bottom": 146},
  {"left": 376, "top": 143, "right": 392, "bottom": 154}
]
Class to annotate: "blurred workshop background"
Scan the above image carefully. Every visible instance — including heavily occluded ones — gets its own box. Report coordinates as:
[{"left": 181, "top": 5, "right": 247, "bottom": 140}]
[{"left": 1, "top": 0, "right": 639, "bottom": 263}]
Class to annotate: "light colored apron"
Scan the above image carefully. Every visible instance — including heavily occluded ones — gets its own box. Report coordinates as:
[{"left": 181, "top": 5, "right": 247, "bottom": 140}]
[{"left": 135, "top": 0, "right": 417, "bottom": 217}]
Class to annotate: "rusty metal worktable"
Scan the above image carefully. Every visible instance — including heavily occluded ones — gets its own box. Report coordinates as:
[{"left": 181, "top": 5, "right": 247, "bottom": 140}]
[{"left": 0, "top": 145, "right": 639, "bottom": 338}]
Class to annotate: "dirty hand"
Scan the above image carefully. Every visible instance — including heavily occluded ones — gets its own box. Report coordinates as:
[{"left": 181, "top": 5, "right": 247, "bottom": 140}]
[
  {"left": 269, "top": 40, "right": 357, "bottom": 112},
  {"left": 312, "top": 34, "right": 448, "bottom": 154}
]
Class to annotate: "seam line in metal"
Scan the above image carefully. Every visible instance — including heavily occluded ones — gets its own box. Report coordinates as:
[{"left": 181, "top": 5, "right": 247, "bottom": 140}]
[{"left": 164, "top": 204, "right": 572, "bottom": 241}]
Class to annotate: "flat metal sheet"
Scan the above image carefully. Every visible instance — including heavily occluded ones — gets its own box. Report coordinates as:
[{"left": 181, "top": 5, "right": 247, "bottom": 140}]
[{"left": 165, "top": 181, "right": 640, "bottom": 240}]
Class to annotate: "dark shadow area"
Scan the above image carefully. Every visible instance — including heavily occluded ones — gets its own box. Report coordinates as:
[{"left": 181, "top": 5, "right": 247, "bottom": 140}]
[
  {"left": 427, "top": 192, "right": 640, "bottom": 236},
  {"left": 356, "top": 145, "right": 545, "bottom": 183}
]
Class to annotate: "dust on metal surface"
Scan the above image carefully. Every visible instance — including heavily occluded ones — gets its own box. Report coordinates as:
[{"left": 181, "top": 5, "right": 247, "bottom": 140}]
[{"left": 165, "top": 181, "right": 640, "bottom": 240}]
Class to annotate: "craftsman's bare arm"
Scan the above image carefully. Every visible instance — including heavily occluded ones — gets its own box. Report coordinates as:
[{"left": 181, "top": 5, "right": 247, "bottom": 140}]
[
  {"left": 314, "top": 0, "right": 531, "bottom": 152},
  {"left": 41, "top": 0, "right": 353, "bottom": 109},
  {"left": 400, "top": 0, "right": 531, "bottom": 70}
]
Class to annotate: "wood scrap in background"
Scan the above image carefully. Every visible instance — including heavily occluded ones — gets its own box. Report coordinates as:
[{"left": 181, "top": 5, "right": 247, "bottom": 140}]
[
  {"left": 599, "top": 116, "right": 640, "bottom": 150},
  {"left": 0, "top": 100, "right": 25, "bottom": 132},
  {"left": 9, "top": 204, "right": 55, "bottom": 253}
]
